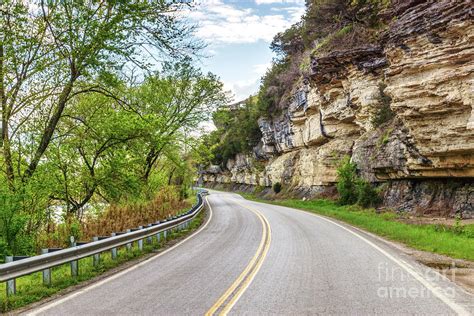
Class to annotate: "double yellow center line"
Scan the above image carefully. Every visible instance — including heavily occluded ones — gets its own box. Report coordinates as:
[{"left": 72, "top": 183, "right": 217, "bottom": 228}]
[{"left": 205, "top": 198, "right": 272, "bottom": 316}]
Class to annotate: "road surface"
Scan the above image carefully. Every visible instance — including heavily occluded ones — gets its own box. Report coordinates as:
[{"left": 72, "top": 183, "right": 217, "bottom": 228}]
[{"left": 26, "top": 191, "right": 474, "bottom": 315}]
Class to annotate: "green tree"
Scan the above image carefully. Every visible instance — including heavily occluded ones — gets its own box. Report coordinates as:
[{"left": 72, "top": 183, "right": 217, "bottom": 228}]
[
  {"left": 205, "top": 97, "right": 262, "bottom": 166},
  {"left": 129, "top": 61, "right": 228, "bottom": 183},
  {"left": 0, "top": 1, "right": 211, "bottom": 253},
  {"left": 0, "top": 0, "right": 200, "bottom": 188}
]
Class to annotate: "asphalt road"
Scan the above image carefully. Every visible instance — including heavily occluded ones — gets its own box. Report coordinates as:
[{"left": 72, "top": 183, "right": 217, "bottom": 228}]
[{"left": 27, "top": 191, "right": 474, "bottom": 315}]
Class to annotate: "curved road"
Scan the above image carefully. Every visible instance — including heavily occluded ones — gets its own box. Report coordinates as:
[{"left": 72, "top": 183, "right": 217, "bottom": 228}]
[{"left": 26, "top": 191, "right": 473, "bottom": 315}]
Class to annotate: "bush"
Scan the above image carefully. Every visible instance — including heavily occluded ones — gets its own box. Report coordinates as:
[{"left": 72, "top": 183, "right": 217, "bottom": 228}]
[
  {"left": 273, "top": 182, "right": 282, "bottom": 194},
  {"left": 254, "top": 185, "right": 265, "bottom": 194},
  {"left": 356, "top": 179, "right": 381, "bottom": 208},
  {"left": 336, "top": 156, "right": 358, "bottom": 205},
  {"left": 336, "top": 156, "right": 381, "bottom": 207}
]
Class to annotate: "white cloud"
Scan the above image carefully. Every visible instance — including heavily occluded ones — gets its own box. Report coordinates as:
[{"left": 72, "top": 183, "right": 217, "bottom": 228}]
[
  {"left": 253, "top": 62, "right": 271, "bottom": 75},
  {"left": 286, "top": 6, "right": 305, "bottom": 22},
  {"left": 255, "top": 0, "right": 304, "bottom": 4},
  {"left": 189, "top": 0, "right": 304, "bottom": 44},
  {"left": 224, "top": 61, "right": 271, "bottom": 101},
  {"left": 224, "top": 77, "right": 260, "bottom": 102}
]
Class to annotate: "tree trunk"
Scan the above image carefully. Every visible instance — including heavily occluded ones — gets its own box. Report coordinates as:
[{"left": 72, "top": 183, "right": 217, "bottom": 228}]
[
  {"left": 0, "top": 43, "right": 15, "bottom": 189},
  {"left": 168, "top": 167, "right": 176, "bottom": 185},
  {"left": 24, "top": 75, "right": 76, "bottom": 180},
  {"left": 142, "top": 147, "right": 163, "bottom": 182},
  {"left": 69, "top": 183, "right": 97, "bottom": 218}
]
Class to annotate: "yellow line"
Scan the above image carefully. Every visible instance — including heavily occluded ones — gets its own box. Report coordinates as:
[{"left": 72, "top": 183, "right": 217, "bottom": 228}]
[
  {"left": 219, "top": 201, "right": 271, "bottom": 315},
  {"left": 205, "top": 198, "right": 271, "bottom": 316}
]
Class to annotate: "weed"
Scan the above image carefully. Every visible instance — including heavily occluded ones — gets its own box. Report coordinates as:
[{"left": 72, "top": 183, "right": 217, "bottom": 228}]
[
  {"left": 453, "top": 214, "right": 464, "bottom": 235},
  {"left": 37, "top": 187, "right": 190, "bottom": 249}
]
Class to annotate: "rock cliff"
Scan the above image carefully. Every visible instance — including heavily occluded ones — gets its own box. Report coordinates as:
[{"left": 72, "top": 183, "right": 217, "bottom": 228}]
[{"left": 201, "top": 0, "right": 474, "bottom": 218}]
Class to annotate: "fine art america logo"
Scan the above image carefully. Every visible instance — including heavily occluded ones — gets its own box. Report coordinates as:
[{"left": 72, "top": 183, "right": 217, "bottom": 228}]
[{"left": 377, "top": 262, "right": 457, "bottom": 299}]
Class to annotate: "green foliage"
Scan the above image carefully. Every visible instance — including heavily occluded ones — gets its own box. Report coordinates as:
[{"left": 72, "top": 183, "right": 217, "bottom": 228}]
[
  {"left": 0, "top": 0, "right": 201, "bottom": 186},
  {"left": 254, "top": 185, "right": 265, "bottom": 194},
  {"left": 372, "top": 83, "right": 395, "bottom": 127},
  {"left": 203, "top": 97, "right": 262, "bottom": 166},
  {"left": 356, "top": 179, "right": 381, "bottom": 208},
  {"left": 273, "top": 182, "right": 282, "bottom": 194},
  {"left": 336, "top": 156, "right": 381, "bottom": 207},
  {"left": 299, "top": 54, "right": 311, "bottom": 74},
  {"left": 256, "top": 59, "right": 298, "bottom": 114},
  {"left": 270, "top": 22, "right": 305, "bottom": 59},
  {"left": 253, "top": 160, "right": 266, "bottom": 173},
  {"left": 312, "top": 24, "right": 354, "bottom": 53},
  {"left": 0, "top": 176, "right": 52, "bottom": 256},
  {"left": 0, "top": 2, "right": 227, "bottom": 256},
  {"left": 454, "top": 215, "right": 462, "bottom": 232},
  {"left": 336, "top": 156, "right": 359, "bottom": 205}
]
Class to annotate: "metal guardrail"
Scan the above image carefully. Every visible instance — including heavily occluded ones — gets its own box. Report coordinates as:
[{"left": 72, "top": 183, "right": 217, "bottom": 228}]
[{"left": 0, "top": 191, "right": 207, "bottom": 288}]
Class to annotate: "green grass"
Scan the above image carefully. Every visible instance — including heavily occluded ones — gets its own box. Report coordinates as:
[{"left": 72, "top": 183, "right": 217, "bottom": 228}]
[
  {"left": 0, "top": 208, "right": 205, "bottom": 312},
  {"left": 241, "top": 193, "right": 474, "bottom": 262}
]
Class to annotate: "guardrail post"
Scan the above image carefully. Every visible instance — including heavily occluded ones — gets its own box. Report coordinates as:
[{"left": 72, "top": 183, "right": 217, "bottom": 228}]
[
  {"left": 164, "top": 229, "right": 168, "bottom": 240},
  {"left": 93, "top": 237, "right": 100, "bottom": 266},
  {"left": 126, "top": 229, "right": 132, "bottom": 251},
  {"left": 6, "top": 256, "right": 16, "bottom": 296},
  {"left": 111, "top": 233, "right": 118, "bottom": 259},
  {"left": 146, "top": 224, "right": 153, "bottom": 244},
  {"left": 41, "top": 249, "right": 52, "bottom": 286},
  {"left": 138, "top": 226, "right": 143, "bottom": 251},
  {"left": 156, "top": 230, "right": 161, "bottom": 243},
  {"left": 70, "top": 236, "right": 78, "bottom": 278}
]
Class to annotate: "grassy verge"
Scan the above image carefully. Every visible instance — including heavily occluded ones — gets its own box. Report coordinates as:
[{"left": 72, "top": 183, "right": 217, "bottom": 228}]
[
  {"left": 0, "top": 203, "right": 205, "bottom": 312},
  {"left": 241, "top": 193, "right": 474, "bottom": 262}
]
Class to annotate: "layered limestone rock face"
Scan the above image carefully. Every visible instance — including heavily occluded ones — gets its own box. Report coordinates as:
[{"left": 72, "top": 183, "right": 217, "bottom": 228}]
[
  {"left": 205, "top": 60, "right": 386, "bottom": 189},
  {"left": 379, "top": 3, "right": 474, "bottom": 178},
  {"left": 203, "top": 0, "right": 474, "bottom": 217}
]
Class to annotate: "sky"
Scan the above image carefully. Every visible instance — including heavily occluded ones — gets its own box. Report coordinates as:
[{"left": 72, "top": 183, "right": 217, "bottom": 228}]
[{"left": 188, "top": 0, "right": 306, "bottom": 102}]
